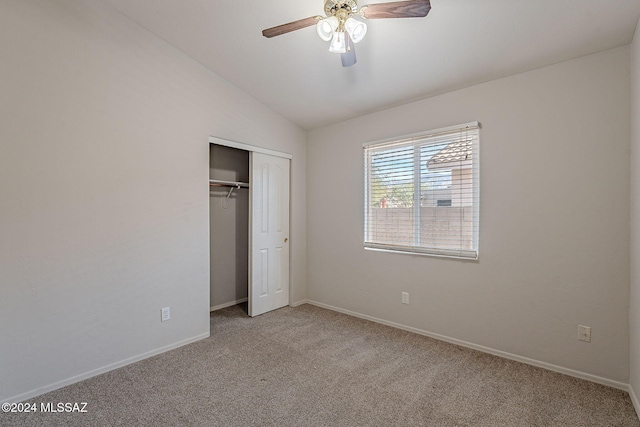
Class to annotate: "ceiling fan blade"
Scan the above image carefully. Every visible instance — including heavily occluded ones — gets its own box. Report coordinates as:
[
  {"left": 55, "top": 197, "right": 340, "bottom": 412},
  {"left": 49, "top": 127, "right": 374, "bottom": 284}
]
[
  {"left": 262, "top": 16, "right": 321, "bottom": 38},
  {"left": 360, "top": 0, "right": 431, "bottom": 19},
  {"left": 341, "top": 33, "right": 357, "bottom": 67}
]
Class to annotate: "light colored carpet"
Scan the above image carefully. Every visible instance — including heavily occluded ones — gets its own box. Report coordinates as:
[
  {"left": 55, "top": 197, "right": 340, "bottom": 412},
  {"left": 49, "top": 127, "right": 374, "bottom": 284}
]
[{"left": 1, "top": 303, "right": 638, "bottom": 426}]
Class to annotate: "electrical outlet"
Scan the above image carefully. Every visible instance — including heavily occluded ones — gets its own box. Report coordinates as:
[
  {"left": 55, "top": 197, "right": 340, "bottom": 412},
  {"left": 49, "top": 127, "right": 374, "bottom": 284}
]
[
  {"left": 402, "top": 292, "right": 409, "bottom": 304},
  {"left": 161, "top": 307, "right": 171, "bottom": 322},
  {"left": 578, "top": 325, "right": 591, "bottom": 342}
]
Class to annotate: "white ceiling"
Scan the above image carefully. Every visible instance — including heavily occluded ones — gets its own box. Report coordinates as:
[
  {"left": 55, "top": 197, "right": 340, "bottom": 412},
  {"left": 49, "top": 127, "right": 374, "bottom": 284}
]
[{"left": 102, "top": 0, "right": 640, "bottom": 130}]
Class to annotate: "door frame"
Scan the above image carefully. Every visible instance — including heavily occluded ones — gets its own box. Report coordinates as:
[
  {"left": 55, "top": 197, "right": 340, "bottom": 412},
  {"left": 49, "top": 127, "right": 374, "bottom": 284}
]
[
  {"left": 210, "top": 136, "right": 292, "bottom": 161},
  {"left": 208, "top": 136, "right": 293, "bottom": 311}
]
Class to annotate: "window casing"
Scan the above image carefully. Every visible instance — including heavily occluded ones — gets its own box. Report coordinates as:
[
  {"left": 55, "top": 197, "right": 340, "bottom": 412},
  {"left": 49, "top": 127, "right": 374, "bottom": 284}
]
[{"left": 364, "top": 122, "right": 479, "bottom": 259}]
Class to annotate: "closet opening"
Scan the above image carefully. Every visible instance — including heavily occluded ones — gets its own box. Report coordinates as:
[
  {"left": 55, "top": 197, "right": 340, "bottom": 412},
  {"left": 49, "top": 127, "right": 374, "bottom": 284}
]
[
  {"left": 209, "top": 144, "right": 249, "bottom": 314},
  {"left": 209, "top": 137, "right": 292, "bottom": 317}
]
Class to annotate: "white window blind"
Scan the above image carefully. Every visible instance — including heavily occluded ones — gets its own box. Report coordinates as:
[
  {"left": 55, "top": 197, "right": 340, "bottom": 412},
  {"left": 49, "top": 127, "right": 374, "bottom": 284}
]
[{"left": 364, "top": 122, "right": 479, "bottom": 259}]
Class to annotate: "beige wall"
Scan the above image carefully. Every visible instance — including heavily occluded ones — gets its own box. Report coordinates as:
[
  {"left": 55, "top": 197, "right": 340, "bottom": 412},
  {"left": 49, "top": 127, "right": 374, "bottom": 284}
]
[
  {"left": 308, "top": 46, "right": 630, "bottom": 384},
  {"left": 0, "top": 0, "right": 306, "bottom": 402},
  {"left": 630, "top": 16, "right": 640, "bottom": 411}
]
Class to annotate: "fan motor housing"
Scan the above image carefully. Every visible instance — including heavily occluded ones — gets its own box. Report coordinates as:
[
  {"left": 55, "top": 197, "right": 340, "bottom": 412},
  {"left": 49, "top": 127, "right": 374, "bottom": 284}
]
[{"left": 324, "top": 0, "right": 358, "bottom": 17}]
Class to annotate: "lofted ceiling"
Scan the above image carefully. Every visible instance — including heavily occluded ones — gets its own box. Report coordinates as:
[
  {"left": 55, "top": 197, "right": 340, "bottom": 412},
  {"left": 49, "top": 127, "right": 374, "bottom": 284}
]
[{"left": 101, "top": 0, "right": 640, "bottom": 130}]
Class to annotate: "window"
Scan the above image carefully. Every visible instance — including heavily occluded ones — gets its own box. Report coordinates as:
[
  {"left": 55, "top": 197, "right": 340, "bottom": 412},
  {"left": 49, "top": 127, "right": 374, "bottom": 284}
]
[{"left": 364, "top": 122, "right": 479, "bottom": 259}]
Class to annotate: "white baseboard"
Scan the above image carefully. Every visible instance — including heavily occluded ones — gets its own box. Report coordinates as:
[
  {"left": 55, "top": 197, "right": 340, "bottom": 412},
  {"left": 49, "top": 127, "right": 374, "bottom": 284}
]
[
  {"left": 210, "top": 298, "right": 248, "bottom": 312},
  {"left": 2, "top": 332, "right": 210, "bottom": 405},
  {"left": 305, "top": 300, "right": 629, "bottom": 391},
  {"left": 290, "top": 299, "right": 309, "bottom": 307},
  {"left": 630, "top": 384, "right": 640, "bottom": 419}
]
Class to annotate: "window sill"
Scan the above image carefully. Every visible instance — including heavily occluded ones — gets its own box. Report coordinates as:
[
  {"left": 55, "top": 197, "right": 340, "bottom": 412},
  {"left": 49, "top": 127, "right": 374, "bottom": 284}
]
[{"left": 364, "top": 244, "right": 478, "bottom": 261}]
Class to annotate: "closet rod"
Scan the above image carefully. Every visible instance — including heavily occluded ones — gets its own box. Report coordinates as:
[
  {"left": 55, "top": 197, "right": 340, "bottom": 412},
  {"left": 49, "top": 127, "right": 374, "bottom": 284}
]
[{"left": 209, "top": 179, "right": 249, "bottom": 188}]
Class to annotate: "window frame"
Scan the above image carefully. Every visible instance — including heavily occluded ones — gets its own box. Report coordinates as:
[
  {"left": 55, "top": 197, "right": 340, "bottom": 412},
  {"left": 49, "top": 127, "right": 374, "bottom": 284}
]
[{"left": 363, "top": 121, "right": 480, "bottom": 260}]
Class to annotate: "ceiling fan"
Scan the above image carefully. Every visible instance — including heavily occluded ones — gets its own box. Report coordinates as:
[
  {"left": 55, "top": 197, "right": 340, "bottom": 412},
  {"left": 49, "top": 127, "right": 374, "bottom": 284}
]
[{"left": 262, "top": 0, "right": 431, "bottom": 67}]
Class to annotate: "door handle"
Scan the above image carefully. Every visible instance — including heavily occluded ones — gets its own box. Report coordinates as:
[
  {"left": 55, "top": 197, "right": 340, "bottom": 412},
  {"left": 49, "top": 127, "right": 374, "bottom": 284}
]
[{"left": 284, "top": 238, "right": 288, "bottom": 243}]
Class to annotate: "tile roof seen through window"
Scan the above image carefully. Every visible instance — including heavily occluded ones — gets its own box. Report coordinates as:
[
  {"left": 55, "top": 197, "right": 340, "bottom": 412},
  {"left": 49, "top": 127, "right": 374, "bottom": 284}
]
[{"left": 427, "top": 139, "right": 473, "bottom": 169}]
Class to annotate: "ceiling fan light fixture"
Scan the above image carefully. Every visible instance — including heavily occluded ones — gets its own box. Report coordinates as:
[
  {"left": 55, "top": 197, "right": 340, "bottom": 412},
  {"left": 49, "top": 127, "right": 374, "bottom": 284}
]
[
  {"left": 263, "top": 0, "right": 432, "bottom": 65},
  {"left": 316, "top": 16, "right": 339, "bottom": 42},
  {"left": 329, "top": 31, "right": 347, "bottom": 53},
  {"left": 344, "top": 17, "right": 367, "bottom": 43}
]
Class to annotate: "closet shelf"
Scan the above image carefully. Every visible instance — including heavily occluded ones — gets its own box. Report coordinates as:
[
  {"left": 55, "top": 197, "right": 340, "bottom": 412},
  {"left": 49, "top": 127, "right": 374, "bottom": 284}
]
[{"left": 209, "top": 179, "right": 249, "bottom": 188}]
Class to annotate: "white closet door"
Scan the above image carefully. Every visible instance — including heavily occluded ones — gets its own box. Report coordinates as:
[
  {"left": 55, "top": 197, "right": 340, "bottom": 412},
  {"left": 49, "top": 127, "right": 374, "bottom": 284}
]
[{"left": 249, "top": 152, "right": 290, "bottom": 317}]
